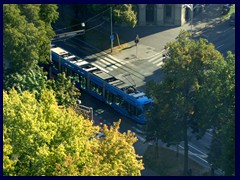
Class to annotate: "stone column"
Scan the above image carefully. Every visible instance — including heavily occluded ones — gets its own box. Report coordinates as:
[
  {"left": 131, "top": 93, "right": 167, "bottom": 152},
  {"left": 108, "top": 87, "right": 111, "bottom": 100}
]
[
  {"left": 174, "top": 4, "right": 185, "bottom": 26},
  {"left": 156, "top": 4, "right": 164, "bottom": 25},
  {"left": 138, "top": 4, "right": 146, "bottom": 26}
]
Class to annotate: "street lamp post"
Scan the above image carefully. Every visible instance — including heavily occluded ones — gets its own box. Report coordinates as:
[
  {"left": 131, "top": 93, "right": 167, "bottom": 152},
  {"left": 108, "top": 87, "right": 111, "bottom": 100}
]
[
  {"left": 190, "top": 4, "right": 193, "bottom": 34},
  {"left": 110, "top": 7, "right": 113, "bottom": 53}
]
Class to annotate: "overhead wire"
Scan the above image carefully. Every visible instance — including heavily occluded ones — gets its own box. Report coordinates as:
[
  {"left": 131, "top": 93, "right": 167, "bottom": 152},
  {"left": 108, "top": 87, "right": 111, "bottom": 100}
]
[
  {"left": 54, "top": 7, "right": 110, "bottom": 32},
  {"left": 52, "top": 22, "right": 105, "bottom": 42}
]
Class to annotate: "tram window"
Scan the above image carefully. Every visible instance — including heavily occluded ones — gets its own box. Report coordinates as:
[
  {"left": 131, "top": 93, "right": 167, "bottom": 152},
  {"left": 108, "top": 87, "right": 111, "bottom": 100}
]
[
  {"left": 61, "top": 65, "right": 67, "bottom": 73},
  {"left": 67, "top": 68, "right": 72, "bottom": 76},
  {"left": 121, "top": 100, "right": 128, "bottom": 110},
  {"left": 96, "top": 85, "right": 103, "bottom": 96},
  {"left": 53, "top": 61, "right": 58, "bottom": 70},
  {"left": 144, "top": 102, "right": 152, "bottom": 112},
  {"left": 136, "top": 107, "right": 143, "bottom": 117},
  {"left": 72, "top": 72, "right": 80, "bottom": 83},
  {"left": 105, "top": 90, "right": 113, "bottom": 105},
  {"left": 114, "top": 95, "right": 123, "bottom": 106},
  {"left": 80, "top": 76, "right": 86, "bottom": 89},
  {"left": 127, "top": 104, "right": 135, "bottom": 116},
  {"left": 90, "top": 81, "right": 96, "bottom": 92},
  {"left": 90, "top": 81, "right": 103, "bottom": 96}
]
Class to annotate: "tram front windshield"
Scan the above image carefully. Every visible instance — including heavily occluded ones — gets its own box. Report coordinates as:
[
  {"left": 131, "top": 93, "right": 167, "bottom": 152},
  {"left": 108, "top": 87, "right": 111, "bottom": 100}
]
[{"left": 144, "top": 102, "right": 152, "bottom": 113}]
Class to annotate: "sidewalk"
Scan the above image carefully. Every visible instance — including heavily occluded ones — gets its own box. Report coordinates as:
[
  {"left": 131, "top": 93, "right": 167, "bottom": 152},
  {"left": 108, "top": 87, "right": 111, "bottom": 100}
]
[
  {"left": 111, "top": 4, "right": 224, "bottom": 61},
  {"left": 53, "top": 4, "right": 224, "bottom": 62}
]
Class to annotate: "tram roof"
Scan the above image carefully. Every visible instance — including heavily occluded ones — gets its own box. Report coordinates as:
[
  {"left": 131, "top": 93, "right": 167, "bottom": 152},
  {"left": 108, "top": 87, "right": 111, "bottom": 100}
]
[
  {"left": 51, "top": 47, "right": 68, "bottom": 55},
  {"left": 52, "top": 47, "right": 151, "bottom": 101},
  {"left": 136, "top": 96, "right": 152, "bottom": 104},
  {"left": 92, "top": 70, "right": 113, "bottom": 80}
]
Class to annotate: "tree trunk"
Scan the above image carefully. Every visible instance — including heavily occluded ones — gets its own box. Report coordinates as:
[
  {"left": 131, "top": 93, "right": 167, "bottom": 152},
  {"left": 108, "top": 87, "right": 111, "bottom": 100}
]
[
  {"left": 176, "top": 144, "right": 179, "bottom": 158},
  {"left": 155, "top": 137, "right": 159, "bottom": 158},
  {"left": 211, "top": 166, "right": 215, "bottom": 176},
  {"left": 183, "top": 116, "right": 189, "bottom": 175}
]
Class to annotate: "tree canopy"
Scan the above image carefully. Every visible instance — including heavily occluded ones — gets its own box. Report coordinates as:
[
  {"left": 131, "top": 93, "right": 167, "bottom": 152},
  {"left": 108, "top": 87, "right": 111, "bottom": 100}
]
[
  {"left": 72, "top": 4, "right": 137, "bottom": 28},
  {"left": 4, "top": 64, "right": 80, "bottom": 108},
  {"left": 3, "top": 4, "right": 59, "bottom": 74},
  {"left": 3, "top": 89, "right": 144, "bottom": 176},
  {"left": 145, "top": 30, "right": 235, "bottom": 175},
  {"left": 206, "top": 51, "right": 235, "bottom": 175}
]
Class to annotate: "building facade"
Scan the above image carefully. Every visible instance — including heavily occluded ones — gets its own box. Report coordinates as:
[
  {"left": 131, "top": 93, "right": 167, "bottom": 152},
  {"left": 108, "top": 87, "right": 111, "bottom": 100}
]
[{"left": 137, "top": 4, "right": 191, "bottom": 26}]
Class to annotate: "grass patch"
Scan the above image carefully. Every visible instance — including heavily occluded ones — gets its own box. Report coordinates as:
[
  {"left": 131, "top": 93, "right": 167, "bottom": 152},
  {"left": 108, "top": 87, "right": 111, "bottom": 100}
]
[{"left": 143, "top": 145, "right": 210, "bottom": 176}]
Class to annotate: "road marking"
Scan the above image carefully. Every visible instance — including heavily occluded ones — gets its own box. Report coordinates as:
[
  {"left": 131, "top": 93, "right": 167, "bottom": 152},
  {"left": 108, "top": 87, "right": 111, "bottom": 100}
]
[
  {"left": 99, "top": 59, "right": 115, "bottom": 70},
  {"left": 107, "top": 54, "right": 127, "bottom": 64},
  {"left": 147, "top": 49, "right": 165, "bottom": 59},
  {"left": 188, "top": 144, "right": 207, "bottom": 156},
  {"left": 224, "top": 27, "right": 231, "bottom": 33},
  {"left": 132, "top": 126, "right": 145, "bottom": 134},
  {"left": 93, "top": 62, "right": 113, "bottom": 71},
  {"left": 91, "top": 63, "right": 109, "bottom": 73},
  {"left": 206, "top": 132, "right": 213, "bottom": 137},
  {"left": 148, "top": 55, "right": 163, "bottom": 62},
  {"left": 100, "top": 59, "right": 111, "bottom": 65},
  {"left": 216, "top": 44, "right": 224, "bottom": 50},
  {"left": 135, "top": 134, "right": 146, "bottom": 142},
  {"left": 152, "top": 57, "right": 164, "bottom": 64},
  {"left": 156, "top": 62, "right": 164, "bottom": 67},
  {"left": 103, "top": 56, "right": 126, "bottom": 66},
  {"left": 179, "top": 145, "right": 209, "bottom": 163},
  {"left": 101, "top": 57, "right": 119, "bottom": 69}
]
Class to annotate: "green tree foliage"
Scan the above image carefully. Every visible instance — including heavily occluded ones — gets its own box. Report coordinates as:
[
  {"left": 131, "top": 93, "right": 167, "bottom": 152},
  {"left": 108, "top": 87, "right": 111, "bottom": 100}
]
[
  {"left": 4, "top": 64, "right": 49, "bottom": 98},
  {"left": 39, "top": 4, "right": 59, "bottom": 24},
  {"left": 3, "top": 89, "right": 143, "bottom": 176},
  {"left": 72, "top": 4, "right": 137, "bottom": 28},
  {"left": 48, "top": 73, "right": 81, "bottom": 108},
  {"left": 145, "top": 30, "right": 234, "bottom": 175},
  {"left": 3, "top": 4, "right": 59, "bottom": 74},
  {"left": 112, "top": 4, "right": 137, "bottom": 28},
  {"left": 4, "top": 65, "right": 80, "bottom": 108},
  {"left": 206, "top": 52, "right": 235, "bottom": 175}
]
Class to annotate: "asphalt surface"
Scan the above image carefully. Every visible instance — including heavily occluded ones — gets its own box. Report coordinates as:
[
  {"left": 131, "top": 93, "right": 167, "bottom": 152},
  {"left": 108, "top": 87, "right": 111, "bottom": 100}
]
[
  {"left": 52, "top": 4, "right": 234, "bottom": 176},
  {"left": 112, "top": 4, "right": 234, "bottom": 59}
]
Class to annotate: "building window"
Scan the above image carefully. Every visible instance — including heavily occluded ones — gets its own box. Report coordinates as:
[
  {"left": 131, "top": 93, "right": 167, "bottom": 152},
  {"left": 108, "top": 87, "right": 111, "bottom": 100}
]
[
  {"left": 166, "top": 5, "right": 172, "bottom": 17},
  {"left": 146, "top": 4, "right": 155, "bottom": 23}
]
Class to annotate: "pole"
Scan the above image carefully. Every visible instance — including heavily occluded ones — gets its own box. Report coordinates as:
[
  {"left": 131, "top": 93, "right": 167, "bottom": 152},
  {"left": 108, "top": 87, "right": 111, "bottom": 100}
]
[
  {"left": 49, "top": 41, "right": 52, "bottom": 79},
  {"left": 90, "top": 107, "right": 93, "bottom": 121},
  {"left": 110, "top": 7, "right": 113, "bottom": 53},
  {"left": 191, "top": 4, "right": 193, "bottom": 35},
  {"left": 116, "top": 33, "right": 121, "bottom": 47},
  {"left": 136, "top": 43, "right": 138, "bottom": 58},
  {"left": 135, "top": 34, "right": 139, "bottom": 58}
]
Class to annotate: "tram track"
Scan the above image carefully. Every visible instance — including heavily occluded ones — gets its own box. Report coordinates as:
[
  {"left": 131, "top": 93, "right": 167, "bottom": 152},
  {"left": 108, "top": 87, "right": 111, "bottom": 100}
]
[{"left": 56, "top": 38, "right": 146, "bottom": 82}]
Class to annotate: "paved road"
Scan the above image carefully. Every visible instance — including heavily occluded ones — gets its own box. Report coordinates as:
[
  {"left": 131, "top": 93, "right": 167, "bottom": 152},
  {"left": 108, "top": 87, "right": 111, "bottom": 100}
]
[
  {"left": 51, "top": 4, "right": 234, "bottom": 175},
  {"left": 198, "top": 20, "right": 235, "bottom": 57}
]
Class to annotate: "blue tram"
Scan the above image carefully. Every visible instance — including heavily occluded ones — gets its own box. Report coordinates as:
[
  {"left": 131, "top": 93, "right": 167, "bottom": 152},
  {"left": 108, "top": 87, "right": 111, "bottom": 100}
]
[{"left": 51, "top": 46, "right": 152, "bottom": 124}]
